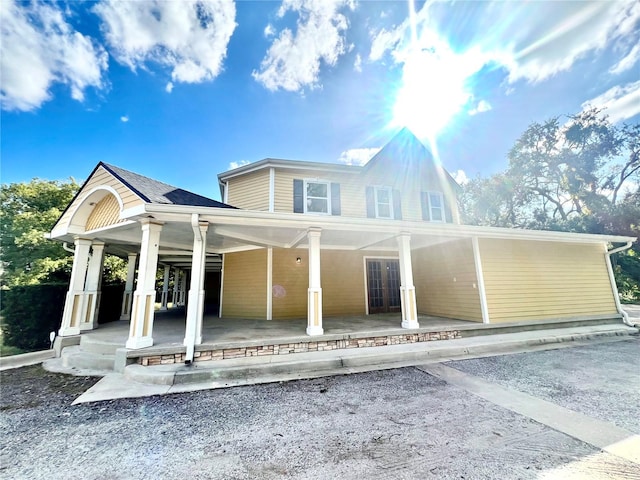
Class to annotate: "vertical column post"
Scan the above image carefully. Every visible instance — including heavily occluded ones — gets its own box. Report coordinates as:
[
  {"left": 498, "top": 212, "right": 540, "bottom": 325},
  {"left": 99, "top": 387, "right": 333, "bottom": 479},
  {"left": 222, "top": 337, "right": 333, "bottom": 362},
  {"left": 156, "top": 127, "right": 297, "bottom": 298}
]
[
  {"left": 120, "top": 253, "right": 138, "bottom": 320},
  {"left": 160, "top": 265, "right": 170, "bottom": 311},
  {"left": 185, "top": 215, "right": 209, "bottom": 362},
  {"left": 471, "top": 237, "right": 490, "bottom": 324},
  {"left": 59, "top": 238, "right": 92, "bottom": 336},
  {"left": 126, "top": 221, "right": 163, "bottom": 349},
  {"left": 397, "top": 233, "right": 419, "bottom": 329},
  {"left": 172, "top": 270, "right": 180, "bottom": 306},
  {"left": 179, "top": 270, "right": 187, "bottom": 306},
  {"left": 306, "top": 228, "right": 323, "bottom": 336},
  {"left": 80, "top": 241, "right": 105, "bottom": 332}
]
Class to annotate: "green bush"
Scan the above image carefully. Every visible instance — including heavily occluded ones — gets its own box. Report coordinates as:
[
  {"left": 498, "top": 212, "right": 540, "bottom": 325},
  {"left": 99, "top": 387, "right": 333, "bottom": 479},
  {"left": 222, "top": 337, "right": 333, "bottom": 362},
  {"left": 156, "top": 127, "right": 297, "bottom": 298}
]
[
  {"left": 0, "top": 283, "right": 126, "bottom": 351},
  {"left": 1, "top": 284, "right": 67, "bottom": 351}
]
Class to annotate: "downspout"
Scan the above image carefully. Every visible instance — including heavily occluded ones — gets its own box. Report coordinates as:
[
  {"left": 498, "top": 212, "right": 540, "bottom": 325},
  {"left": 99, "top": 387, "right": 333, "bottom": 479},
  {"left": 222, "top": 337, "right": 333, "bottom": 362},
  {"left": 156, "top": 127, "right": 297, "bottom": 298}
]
[
  {"left": 62, "top": 242, "right": 75, "bottom": 254},
  {"left": 604, "top": 241, "right": 637, "bottom": 327}
]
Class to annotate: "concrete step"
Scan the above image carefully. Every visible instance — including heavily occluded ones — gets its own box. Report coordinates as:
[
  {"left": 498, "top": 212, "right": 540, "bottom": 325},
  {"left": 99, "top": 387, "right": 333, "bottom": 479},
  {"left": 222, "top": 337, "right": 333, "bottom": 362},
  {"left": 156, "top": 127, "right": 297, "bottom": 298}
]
[
  {"left": 123, "top": 324, "right": 638, "bottom": 387},
  {"left": 61, "top": 345, "right": 116, "bottom": 371},
  {"left": 79, "top": 335, "right": 123, "bottom": 355}
]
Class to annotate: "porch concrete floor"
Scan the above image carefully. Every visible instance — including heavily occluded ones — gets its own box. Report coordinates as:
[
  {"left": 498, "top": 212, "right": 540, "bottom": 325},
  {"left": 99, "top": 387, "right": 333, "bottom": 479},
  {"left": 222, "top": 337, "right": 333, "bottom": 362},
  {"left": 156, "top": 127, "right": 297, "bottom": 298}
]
[{"left": 88, "top": 308, "right": 471, "bottom": 348}]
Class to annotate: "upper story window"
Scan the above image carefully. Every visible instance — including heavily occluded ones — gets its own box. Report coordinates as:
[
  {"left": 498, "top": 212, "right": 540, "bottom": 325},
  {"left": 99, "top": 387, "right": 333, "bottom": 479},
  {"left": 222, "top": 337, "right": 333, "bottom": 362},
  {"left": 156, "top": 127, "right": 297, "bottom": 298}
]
[
  {"left": 305, "top": 180, "right": 330, "bottom": 214},
  {"left": 422, "top": 191, "right": 445, "bottom": 222},
  {"left": 293, "top": 179, "right": 341, "bottom": 215},
  {"left": 374, "top": 186, "right": 393, "bottom": 219}
]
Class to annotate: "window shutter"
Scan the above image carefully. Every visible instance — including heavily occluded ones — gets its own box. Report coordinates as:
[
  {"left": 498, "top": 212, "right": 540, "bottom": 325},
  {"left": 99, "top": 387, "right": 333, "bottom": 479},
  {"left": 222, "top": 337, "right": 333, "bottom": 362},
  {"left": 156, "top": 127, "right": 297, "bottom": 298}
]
[
  {"left": 293, "top": 179, "right": 303, "bottom": 213},
  {"left": 331, "top": 183, "right": 341, "bottom": 216},
  {"left": 443, "top": 196, "right": 453, "bottom": 223},
  {"left": 392, "top": 189, "right": 402, "bottom": 220},
  {"left": 420, "top": 192, "right": 429, "bottom": 221},
  {"left": 366, "top": 186, "right": 375, "bottom": 218}
]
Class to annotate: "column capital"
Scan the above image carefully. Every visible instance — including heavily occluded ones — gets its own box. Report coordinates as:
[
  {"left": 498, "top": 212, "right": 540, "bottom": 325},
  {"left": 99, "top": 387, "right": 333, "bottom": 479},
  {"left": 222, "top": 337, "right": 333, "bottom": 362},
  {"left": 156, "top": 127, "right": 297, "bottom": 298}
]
[
  {"left": 73, "top": 237, "right": 93, "bottom": 246},
  {"left": 307, "top": 227, "right": 322, "bottom": 237},
  {"left": 91, "top": 241, "right": 106, "bottom": 250},
  {"left": 139, "top": 218, "right": 164, "bottom": 229}
]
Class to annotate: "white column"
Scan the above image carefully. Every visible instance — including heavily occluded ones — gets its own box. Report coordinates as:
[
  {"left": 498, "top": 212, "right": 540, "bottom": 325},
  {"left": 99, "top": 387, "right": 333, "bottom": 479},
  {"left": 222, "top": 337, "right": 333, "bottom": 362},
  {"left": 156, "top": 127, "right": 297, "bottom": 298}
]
[
  {"left": 172, "top": 269, "right": 180, "bottom": 306},
  {"left": 80, "top": 241, "right": 105, "bottom": 332},
  {"left": 471, "top": 237, "right": 490, "bottom": 324},
  {"left": 179, "top": 270, "right": 187, "bottom": 306},
  {"left": 120, "top": 253, "right": 138, "bottom": 320},
  {"left": 160, "top": 265, "right": 170, "bottom": 311},
  {"left": 184, "top": 216, "right": 209, "bottom": 361},
  {"left": 126, "top": 221, "right": 163, "bottom": 349},
  {"left": 266, "top": 247, "right": 273, "bottom": 320},
  {"left": 306, "top": 228, "right": 323, "bottom": 336},
  {"left": 397, "top": 233, "right": 419, "bottom": 329},
  {"left": 59, "top": 238, "right": 92, "bottom": 336}
]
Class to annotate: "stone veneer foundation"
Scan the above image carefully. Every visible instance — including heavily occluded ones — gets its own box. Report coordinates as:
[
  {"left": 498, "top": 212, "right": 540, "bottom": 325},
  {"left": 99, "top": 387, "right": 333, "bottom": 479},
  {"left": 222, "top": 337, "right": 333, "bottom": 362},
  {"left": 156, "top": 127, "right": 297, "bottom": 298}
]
[{"left": 137, "top": 330, "right": 461, "bottom": 366}]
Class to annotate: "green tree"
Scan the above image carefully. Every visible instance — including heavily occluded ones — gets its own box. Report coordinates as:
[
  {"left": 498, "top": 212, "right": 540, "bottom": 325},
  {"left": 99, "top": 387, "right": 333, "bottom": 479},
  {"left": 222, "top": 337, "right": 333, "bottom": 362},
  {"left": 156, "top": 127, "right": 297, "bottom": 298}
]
[{"left": 1, "top": 179, "right": 79, "bottom": 286}]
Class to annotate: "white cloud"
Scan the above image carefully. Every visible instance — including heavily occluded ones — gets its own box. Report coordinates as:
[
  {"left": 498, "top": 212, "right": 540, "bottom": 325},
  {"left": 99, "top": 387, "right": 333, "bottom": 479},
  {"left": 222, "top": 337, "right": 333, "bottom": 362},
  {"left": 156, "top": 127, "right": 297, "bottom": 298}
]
[
  {"left": 452, "top": 169, "right": 469, "bottom": 185},
  {"left": 338, "top": 147, "right": 380, "bottom": 166},
  {"left": 0, "top": 0, "right": 108, "bottom": 111},
  {"left": 610, "top": 43, "right": 640, "bottom": 75},
  {"left": 229, "top": 160, "right": 250, "bottom": 170},
  {"left": 582, "top": 80, "right": 640, "bottom": 124},
  {"left": 95, "top": 0, "right": 236, "bottom": 85},
  {"left": 264, "top": 24, "right": 275, "bottom": 38},
  {"left": 165, "top": 82, "right": 174, "bottom": 93},
  {"left": 253, "top": 0, "right": 355, "bottom": 92},
  {"left": 353, "top": 53, "right": 362, "bottom": 72},
  {"left": 120, "top": 115, "right": 129, "bottom": 122},
  {"left": 469, "top": 100, "right": 492, "bottom": 116}
]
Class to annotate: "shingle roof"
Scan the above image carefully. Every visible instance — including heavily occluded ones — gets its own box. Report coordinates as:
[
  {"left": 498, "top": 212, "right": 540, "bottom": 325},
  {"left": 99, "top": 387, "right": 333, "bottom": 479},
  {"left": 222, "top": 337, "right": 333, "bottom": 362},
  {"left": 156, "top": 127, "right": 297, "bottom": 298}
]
[{"left": 101, "top": 162, "right": 235, "bottom": 208}]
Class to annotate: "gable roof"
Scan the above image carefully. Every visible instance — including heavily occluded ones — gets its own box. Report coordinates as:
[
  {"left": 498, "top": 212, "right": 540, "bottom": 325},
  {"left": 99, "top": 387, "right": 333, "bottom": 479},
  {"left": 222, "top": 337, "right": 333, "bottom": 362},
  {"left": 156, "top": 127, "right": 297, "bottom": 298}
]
[{"left": 101, "top": 163, "right": 234, "bottom": 208}]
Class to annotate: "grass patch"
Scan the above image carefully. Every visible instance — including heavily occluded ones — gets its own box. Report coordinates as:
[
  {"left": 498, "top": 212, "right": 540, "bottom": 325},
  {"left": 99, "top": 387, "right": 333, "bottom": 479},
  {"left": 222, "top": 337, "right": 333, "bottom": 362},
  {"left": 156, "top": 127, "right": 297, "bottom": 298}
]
[{"left": 0, "top": 330, "right": 24, "bottom": 357}]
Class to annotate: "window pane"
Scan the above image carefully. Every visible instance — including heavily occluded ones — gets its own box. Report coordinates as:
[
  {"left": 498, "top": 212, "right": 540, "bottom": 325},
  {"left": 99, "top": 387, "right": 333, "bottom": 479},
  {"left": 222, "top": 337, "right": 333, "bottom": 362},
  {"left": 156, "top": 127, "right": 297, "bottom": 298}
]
[
  {"left": 307, "top": 198, "right": 328, "bottom": 213},
  {"left": 307, "top": 183, "right": 327, "bottom": 198},
  {"left": 377, "top": 188, "right": 390, "bottom": 203},
  {"left": 431, "top": 208, "right": 443, "bottom": 221},
  {"left": 378, "top": 203, "right": 391, "bottom": 218},
  {"left": 429, "top": 193, "right": 442, "bottom": 208}
]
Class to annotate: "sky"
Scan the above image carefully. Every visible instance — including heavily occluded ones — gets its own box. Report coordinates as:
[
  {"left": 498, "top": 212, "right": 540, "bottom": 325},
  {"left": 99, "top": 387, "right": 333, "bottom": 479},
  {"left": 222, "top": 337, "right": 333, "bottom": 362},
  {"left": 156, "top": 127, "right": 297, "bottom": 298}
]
[{"left": 2, "top": 0, "right": 639, "bottom": 202}]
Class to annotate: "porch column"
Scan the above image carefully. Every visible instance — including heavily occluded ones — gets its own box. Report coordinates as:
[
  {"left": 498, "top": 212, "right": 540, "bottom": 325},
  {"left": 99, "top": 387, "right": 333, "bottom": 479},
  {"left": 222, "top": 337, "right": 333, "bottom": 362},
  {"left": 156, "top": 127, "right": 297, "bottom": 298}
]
[
  {"left": 171, "top": 269, "right": 180, "bottom": 306},
  {"left": 120, "top": 253, "right": 137, "bottom": 320},
  {"left": 179, "top": 270, "right": 187, "bottom": 306},
  {"left": 184, "top": 216, "right": 208, "bottom": 361},
  {"left": 59, "top": 238, "right": 92, "bottom": 336},
  {"left": 126, "top": 220, "right": 163, "bottom": 349},
  {"left": 397, "top": 233, "right": 419, "bottom": 329},
  {"left": 80, "top": 241, "right": 105, "bottom": 332},
  {"left": 160, "top": 265, "right": 170, "bottom": 310},
  {"left": 306, "top": 228, "right": 323, "bottom": 336}
]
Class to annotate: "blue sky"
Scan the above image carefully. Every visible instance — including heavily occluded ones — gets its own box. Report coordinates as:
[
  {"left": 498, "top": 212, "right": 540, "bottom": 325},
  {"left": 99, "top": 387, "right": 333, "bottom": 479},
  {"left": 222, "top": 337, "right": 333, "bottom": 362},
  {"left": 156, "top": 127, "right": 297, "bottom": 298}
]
[{"left": 2, "top": 0, "right": 639, "bottom": 201}]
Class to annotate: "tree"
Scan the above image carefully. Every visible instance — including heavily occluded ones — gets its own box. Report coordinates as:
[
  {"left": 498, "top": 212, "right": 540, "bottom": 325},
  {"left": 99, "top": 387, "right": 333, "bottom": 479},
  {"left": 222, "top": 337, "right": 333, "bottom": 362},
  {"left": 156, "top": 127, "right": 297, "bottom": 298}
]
[
  {"left": 460, "top": 108, "right": 640, "bottom": 300},
  {"left": 1, "top": 179, "right": 79, "bottom": 286}
]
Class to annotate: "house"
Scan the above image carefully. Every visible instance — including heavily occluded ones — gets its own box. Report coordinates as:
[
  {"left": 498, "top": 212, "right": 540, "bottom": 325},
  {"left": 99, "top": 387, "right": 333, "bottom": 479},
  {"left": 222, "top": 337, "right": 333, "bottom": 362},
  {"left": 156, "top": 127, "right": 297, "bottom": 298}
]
[{"left": 49, "top": 128, "right": 635, "bottom": 364}]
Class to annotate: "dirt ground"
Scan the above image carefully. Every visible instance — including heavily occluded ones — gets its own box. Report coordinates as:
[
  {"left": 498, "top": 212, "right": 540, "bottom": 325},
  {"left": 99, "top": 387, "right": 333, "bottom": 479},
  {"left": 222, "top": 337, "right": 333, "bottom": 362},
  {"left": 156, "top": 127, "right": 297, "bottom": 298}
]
[{"left": 1, "top": 339, "right": 639, "bottom": 479}]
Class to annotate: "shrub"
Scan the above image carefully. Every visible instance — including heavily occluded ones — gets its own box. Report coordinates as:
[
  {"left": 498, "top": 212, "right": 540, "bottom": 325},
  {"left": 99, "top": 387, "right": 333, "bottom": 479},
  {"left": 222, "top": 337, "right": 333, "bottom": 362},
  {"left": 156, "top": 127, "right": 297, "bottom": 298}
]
[{"left": 1, "top": 284, "right": 67, "bottom": 351}]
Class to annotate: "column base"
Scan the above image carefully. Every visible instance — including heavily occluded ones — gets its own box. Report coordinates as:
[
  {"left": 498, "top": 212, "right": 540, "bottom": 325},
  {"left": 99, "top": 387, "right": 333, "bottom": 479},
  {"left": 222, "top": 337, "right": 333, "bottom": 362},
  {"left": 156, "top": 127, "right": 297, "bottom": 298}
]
[
  {"left": 401, "top": 320, "right": 420, "bottom": 329},
  {"left": 126, "top": 336, "right": 153, "bottom": 349},
  {"left": 306, "top": 326, "right": 324, "bottom": 336},
  {"left": 59, "top": 326, "right": 80, "bottom": 337}
]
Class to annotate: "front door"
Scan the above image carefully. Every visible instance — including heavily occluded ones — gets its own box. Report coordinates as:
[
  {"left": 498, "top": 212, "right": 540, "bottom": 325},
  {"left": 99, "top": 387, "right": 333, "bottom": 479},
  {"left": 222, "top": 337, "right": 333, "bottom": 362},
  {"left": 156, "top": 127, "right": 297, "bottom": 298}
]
[{"left": 366, "top": 259, "right": 401, "bottom": 314}]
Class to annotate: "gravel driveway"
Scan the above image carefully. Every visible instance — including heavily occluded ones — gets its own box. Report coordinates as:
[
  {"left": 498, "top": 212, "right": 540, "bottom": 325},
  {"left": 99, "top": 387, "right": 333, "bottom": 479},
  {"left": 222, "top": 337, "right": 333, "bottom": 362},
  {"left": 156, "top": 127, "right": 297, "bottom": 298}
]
[{"left": 1, "top": 339, "right": 639, "bottom": 479}]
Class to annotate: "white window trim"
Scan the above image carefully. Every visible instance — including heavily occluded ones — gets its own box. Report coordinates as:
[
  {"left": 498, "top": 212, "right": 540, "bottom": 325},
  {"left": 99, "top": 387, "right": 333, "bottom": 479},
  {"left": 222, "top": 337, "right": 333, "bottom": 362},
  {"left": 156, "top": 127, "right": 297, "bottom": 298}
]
[
  {"left": 304, "top": 179, "right": 331, "bottom": 215},
  {"left": 427, "top": 191, "right": 445, "bottom": 222},
  {"left": 373, "top": 186, "right": 394, "bottom": 219}
]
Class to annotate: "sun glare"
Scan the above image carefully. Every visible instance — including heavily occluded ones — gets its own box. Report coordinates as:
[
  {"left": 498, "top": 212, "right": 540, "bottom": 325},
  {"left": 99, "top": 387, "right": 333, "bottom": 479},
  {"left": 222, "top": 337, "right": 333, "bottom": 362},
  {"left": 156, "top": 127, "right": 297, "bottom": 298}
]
[{"left": 390, "top": 2, "right": 488, "bottom": 142}]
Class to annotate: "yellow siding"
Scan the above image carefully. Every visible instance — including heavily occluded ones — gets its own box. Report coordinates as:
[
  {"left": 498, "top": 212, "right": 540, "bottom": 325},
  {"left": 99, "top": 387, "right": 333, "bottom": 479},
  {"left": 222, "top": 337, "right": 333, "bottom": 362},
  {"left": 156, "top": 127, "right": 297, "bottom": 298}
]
[
  {"left": 56, "top": 166, "right": 143, "bottom": 229},
  {"left": 85, "top": 194, "right": 125, "bottom": 231},
  {"left": 322, "top": 251, "right": 367, "bottom": 316},
  {"left": 221, "top": 249, "right": 267, "bottom": 318},
  {"left": 273, "top": 168, "right": 365, "bottom": 216},
  {"left": 272, "top": 248, "right": 308, "bottom": 318},
  {"left": 413, "top": 239, "right": 483, "bottom": 321},
  {"left": 479, "top": 239, "right": 617, "bottom": 322},
  {"left": 227, "top": 169, "right": 270, "bottom": 210}
]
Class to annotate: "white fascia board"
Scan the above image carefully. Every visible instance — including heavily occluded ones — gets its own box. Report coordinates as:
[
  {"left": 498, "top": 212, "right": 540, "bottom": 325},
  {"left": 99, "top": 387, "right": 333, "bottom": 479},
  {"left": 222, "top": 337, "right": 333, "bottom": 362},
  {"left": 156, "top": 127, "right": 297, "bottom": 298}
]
[
  {"left": 141, "top": 203, "right": 637, "bottom": 245},
  {"left": 217, "top": 158, "right": 360, "bottom": 182}
]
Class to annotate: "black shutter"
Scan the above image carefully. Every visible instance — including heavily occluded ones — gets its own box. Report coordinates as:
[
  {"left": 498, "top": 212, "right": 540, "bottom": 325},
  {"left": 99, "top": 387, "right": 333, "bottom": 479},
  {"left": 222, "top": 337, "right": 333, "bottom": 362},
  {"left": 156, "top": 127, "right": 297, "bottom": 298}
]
[
  {"left": 443, "top": 196, "right": 453, "bottom": 223},
  {"left": 331, "top": 183, "right": 341, "bottom": 216},
  {"left": 293, "top": 179, "right": 303, "bottom": 213},
  {"left": 420, "top": 192, "right": 429, "bottom": 221},
  {"left": 392, "top": 189, "right": 402, "bottom": 220},
  {"left": 365, "top": 186, "right": 375, "bottom": 218}
]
